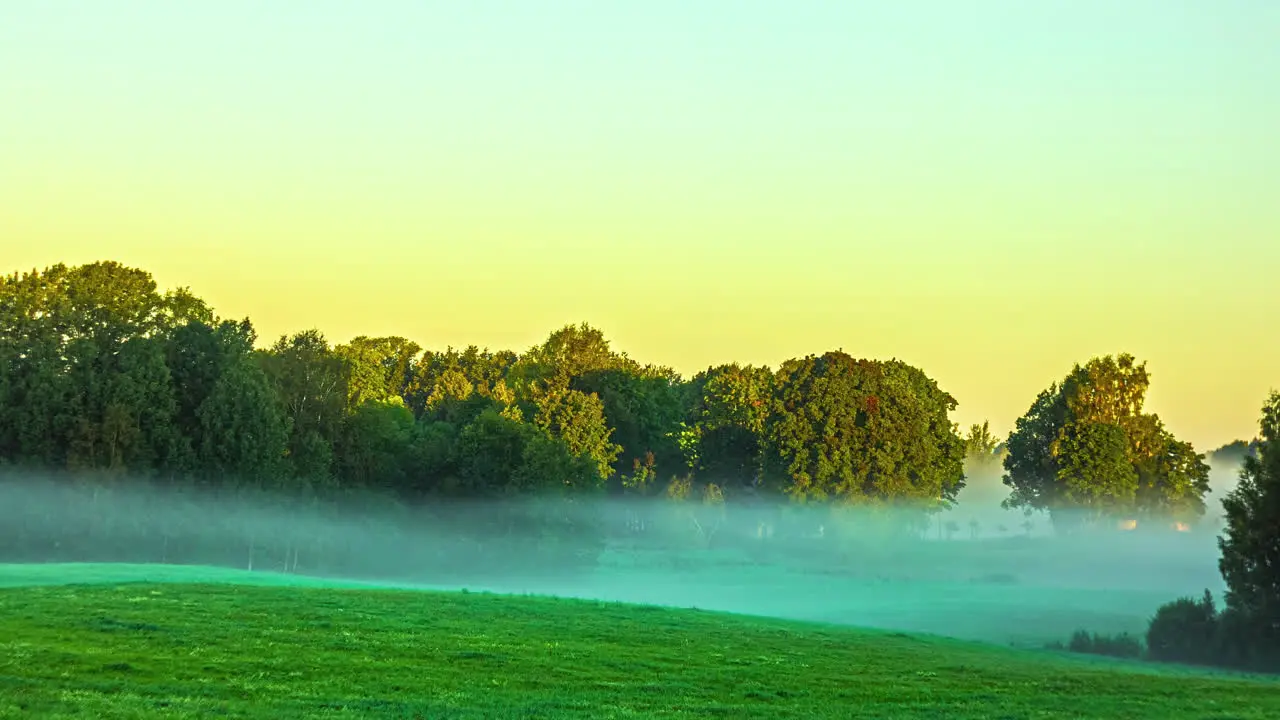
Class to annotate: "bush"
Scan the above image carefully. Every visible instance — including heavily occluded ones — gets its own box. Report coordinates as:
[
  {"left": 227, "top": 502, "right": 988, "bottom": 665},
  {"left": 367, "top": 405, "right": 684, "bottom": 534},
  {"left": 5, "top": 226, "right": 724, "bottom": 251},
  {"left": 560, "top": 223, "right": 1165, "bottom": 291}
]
[
  {"left": 1063, "top": 629, "right": 1143, "bottom": 659},
  {"left": 1146, "top": 590, "right": 1219, "bottom": 665},
  {"left": 1213, "top": 605, "right": 1280, "bottom": 673}
]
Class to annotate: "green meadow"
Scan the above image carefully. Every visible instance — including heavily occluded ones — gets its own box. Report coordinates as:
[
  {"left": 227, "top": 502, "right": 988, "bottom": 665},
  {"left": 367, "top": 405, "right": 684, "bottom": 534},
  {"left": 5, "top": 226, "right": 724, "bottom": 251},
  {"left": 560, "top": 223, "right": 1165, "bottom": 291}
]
[{"left": 0, "top": 563, "right": 1274, "bottom": 719}]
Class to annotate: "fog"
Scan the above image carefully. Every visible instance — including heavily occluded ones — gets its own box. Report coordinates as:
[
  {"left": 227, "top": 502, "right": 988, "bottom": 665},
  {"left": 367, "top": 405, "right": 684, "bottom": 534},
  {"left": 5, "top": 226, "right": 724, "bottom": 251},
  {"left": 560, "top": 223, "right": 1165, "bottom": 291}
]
[{"left": 0, "top": 465, "right": 1242, "bottom": 648}]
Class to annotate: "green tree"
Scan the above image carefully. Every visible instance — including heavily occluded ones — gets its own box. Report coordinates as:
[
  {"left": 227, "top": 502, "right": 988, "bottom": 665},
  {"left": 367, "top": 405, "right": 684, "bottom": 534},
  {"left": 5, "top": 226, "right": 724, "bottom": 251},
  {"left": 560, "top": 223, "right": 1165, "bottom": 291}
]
[
  {"left": 407, "top": 346, "right": 517, "bottom": 422},
  {"left": 1136, "top": 433, "right": 1212, "bottom": 521},
  {"left": 965, "top": 421, "right": 1003, "bottom": 466},
  {"left": 1146, "top": 590, "right": 1219, "bottom": 665},
  {"left": 767, "top": 352, "right": 966, "bottom": 505},
  {"left": 195, "top": 354, "right": 290, "bottom": 488},
  {"left": 574, "top": 364, "right": 686, "bottom": 482},
  {"left": 530, "top": 385, "right": 621, "bottom": 481},
  {"left": 337, "top": 400, "right": 416, "bottom": 491},
  {"left": 1052, "top": 421, "right": 1138, "bottom": 514},
  {"left": 686, "top": 363, "right": 774, "bottom": 492},
  {"left": 260, "top": 330, "right": 348, "bottom": 485},
  {"left": 165, "top": 318, "right": 258, "bottom": 470},
  {"left": 454, "top": 409, "right": 540, "bottom": 496},
  {"left": 0, "top": 262, "right": 202, "bottom": 476},
  {"left": 1217, "top": 391, "right": 1280, "bottom": 665},
  {"left": 512, "top": 323, "right": 624, "bottom": 389},
  {"left": 513, "top": 432, "right": 601, "bottom": 494},
  {"left": 10, "top": 262, "right": 210, "bottom": 346},
  {"left": 406, "top": 420, "right": 461, "bottom": 495},
  {"left": 335, "top": 336, "right": 421, "bottom": 407},
  {"left": 1003, "top": 354, "right": 1210, "bottom": 527}
]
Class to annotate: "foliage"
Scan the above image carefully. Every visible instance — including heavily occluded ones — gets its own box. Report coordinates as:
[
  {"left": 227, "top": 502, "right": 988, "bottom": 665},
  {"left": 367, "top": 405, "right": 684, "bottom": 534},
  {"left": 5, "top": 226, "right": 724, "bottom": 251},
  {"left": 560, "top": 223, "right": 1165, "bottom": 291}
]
[
  {"left": 0, "top": 261, "right": 1251, "bottom": 565},
  {"left": 1126, "top": 394, "right": 1280, "bottom": 674},
  {"left": 195, "top": 354, "right": 290, "bottom": 488},
  {"left": 336, "top": 400, "right": 417, "bottom": 491},
  {"left": 767, "top": 353, "right": 966, "bottom": 505},
  {"left": 1217, "top": 391, "right": 1280, "bottom": 669},
  {"left": 0, "top": 262, "right": 983, "bottom": 515},
  {"left": 259, "top": 330, "right": 348, "bottom": 485},
  {"left": 529, "top": 384, "right": 622, "bottom": 481},
  {"left": 1210, "top": 439, "right": 1261, "bottom": 465},
  {"left": 1002, "top": 354, "right": 1210, "bottom": 528},
  {"left": 0, "top": 263, "right": 205, "bottom": 473},
  {"left": 1061, "top": 629, "right": 1144, "bottom": 659},
  {"left": 335, "top": 335, "right": 420, "bottom": 407},
  {"left": 964, "top": 421, "right": 1004, "bottom": 466},
  {"left": 512, "top": 322, "right": 626, "bottom": 388},
  {"left": 1146, "top": 590, "right": 1220, "bottom": 665},
  {"left": 685, "top": 363, "right": 775, "bottom": 492},
  {"left": 575, "top": 365, "right": 686, "bottom": 482}
]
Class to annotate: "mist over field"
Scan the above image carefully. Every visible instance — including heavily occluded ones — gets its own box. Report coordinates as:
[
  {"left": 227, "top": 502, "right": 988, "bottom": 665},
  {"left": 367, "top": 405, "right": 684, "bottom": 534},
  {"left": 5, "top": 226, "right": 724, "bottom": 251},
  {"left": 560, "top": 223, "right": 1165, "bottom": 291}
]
[{"left": 0, "top": 460, "right": 1237, "bottom": 649}]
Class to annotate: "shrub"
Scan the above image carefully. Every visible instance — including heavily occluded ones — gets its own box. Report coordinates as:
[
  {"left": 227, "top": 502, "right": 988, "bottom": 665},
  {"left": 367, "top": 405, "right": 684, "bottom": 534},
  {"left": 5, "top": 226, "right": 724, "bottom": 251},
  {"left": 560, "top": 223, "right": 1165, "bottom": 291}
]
[
  {"left": 1066, "top": 630, "right": 1093, "bottom": 653},
  {"left": 1093, "top": 632, "right": 1144, "bottom": 659},
  {"left": 1214, "top": 605, "right": 1280, "bottom": 673},
  {"left": 1146, "top": 590, "right": 1219, "bottom": 665},
  {"left": 1063, "top": 629, "right": 1143, "bottom": 659}
]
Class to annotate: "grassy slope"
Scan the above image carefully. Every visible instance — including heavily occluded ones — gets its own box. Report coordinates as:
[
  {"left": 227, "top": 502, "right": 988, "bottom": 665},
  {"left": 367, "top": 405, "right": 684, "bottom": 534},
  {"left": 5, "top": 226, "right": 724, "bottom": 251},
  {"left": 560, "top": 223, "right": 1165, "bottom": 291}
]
[{"left": 0, "top": 564, "right": 1276, "bottom": 719}]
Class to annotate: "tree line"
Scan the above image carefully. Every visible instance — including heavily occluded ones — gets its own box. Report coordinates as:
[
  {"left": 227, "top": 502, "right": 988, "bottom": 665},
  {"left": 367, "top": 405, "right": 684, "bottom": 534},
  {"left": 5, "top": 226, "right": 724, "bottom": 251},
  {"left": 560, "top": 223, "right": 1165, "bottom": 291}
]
[
  {"left": 0, "top": 261, "right": 1220, "bottom": 523},
  {"left": 3, "top": 261, "right": 1278, "bottom": 669}
]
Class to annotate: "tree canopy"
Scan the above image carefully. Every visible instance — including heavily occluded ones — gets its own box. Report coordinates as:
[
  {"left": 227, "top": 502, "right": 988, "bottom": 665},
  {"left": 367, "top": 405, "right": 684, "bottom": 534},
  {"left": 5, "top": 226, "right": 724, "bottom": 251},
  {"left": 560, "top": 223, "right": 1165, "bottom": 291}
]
[
  {"left": 0, "top": 262, "right": 986, "bottom": 514},
  {"left": 767, "top": 352, "right": 966, "bottom": 506},
  {"left": 1002, "top": 354, "right": 1210, "bottom": 528}
]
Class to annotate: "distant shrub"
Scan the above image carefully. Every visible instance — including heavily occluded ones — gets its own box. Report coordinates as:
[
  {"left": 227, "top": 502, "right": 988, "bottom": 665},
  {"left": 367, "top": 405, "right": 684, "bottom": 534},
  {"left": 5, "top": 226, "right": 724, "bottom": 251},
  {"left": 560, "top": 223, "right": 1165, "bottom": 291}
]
[
  {"left": 1146, "top": 590, "right": 1219, "bottom": 666},
  {"left": 1065, "top": 630, "right": 1092, "bottom": 653},
  {"left": 971, "top": 573, "right": 1019, "bottom": 585},
  {"left": 1062, "top": 629, "right": 1143, "bottom": 659}
]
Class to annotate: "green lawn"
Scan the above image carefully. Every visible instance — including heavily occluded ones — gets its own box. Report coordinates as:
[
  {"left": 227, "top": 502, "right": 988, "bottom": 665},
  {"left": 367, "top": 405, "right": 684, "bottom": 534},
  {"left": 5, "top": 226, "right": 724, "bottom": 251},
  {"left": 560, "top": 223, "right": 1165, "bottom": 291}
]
[{"left": 0, "top": 564, "right": 1275, "bottom": 718}]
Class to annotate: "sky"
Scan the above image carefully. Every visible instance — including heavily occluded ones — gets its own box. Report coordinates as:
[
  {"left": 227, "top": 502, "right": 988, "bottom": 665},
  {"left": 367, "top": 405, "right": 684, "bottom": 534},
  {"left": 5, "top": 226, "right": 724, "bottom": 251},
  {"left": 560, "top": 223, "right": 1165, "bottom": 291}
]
[{"left": 2, "top": 1, "right": 1277, "bottom": 451}]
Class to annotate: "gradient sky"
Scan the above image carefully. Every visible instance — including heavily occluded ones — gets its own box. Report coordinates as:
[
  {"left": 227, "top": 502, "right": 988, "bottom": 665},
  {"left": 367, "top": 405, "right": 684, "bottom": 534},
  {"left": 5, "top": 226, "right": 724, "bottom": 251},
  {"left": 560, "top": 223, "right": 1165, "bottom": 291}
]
[{"left": 3, "top": 1, "right": 1277, "bottom": 451}]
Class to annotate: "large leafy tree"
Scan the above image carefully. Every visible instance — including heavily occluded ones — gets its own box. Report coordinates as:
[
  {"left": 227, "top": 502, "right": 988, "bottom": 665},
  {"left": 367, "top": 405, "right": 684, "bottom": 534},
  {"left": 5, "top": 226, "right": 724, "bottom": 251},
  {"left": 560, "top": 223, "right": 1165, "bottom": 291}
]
[
  {"left": 195, "top": 353, "right": 290, "bottom": 488},
  {"left": 512, "top": 325, "right": 687, "bottom": 486},
  {"left": 503, "top": 324, "right": 635, "bottom": 483},
  {"left": 165, "top": 318, "right": 258, "bottom": 468},
  {"left": 1136, "top": 433, "right": 1214, "bottom": 519},
  {"left": 335, "top": 336, "right": 421, "bottom": 408},
  {"left": 1050, "top": 420, "right": 1138, "bottom": 511},
  {"left": 0, "top": 263, "right": 205, "bottom": 475},
  {"left": 260, "top": 330, "right": 348, "bottom": 485},
  {"left": 69, "top": 335, "right": 186, "bottom": 477},
  {"left": 453, "top": 409, "right": 534, "bottom": 496},
  {"left": 1218, "top": 391, "right": 1280, "bottom": 660},
  {"left": 684, "top": 363, "right": 775, "bottom": 492},
  {"left": 336, "top": 399, "right": 417, "bottom": 492},
  {"left": 1003, "top": 354, "right": 1210, "bottom": 527},
  {"left": 529, "top": 384, "right": 621, "bottom": 481},
  {"left": 574, "top": 364, "right": 686, "bottom": 484},
  {"left": 512, "top": 323, "right": 624, "bottom": 389},
  {"left": 406, "top": 345, "right": 517, "bottom": 422},
  {"left": 450, "top": 408, "right": 601, "bottom": 496},
  {"left": 767, "top": 352, "right": 966, "bottom": 505}
]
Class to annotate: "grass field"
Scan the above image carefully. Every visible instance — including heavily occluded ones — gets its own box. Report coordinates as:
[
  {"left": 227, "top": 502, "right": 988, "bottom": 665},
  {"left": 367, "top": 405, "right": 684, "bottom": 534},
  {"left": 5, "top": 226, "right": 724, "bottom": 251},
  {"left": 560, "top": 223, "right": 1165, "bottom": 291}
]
[{"left": 0, "top": 563, "right": 1276, "bottom": 719}]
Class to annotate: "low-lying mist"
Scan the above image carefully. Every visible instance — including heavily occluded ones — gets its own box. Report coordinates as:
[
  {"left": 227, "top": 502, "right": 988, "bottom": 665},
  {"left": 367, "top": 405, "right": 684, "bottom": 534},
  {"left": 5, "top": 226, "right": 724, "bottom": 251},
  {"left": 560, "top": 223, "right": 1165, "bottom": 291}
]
[{"left": 0, "top": 465, "right": 1240, "bottom": 648}]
